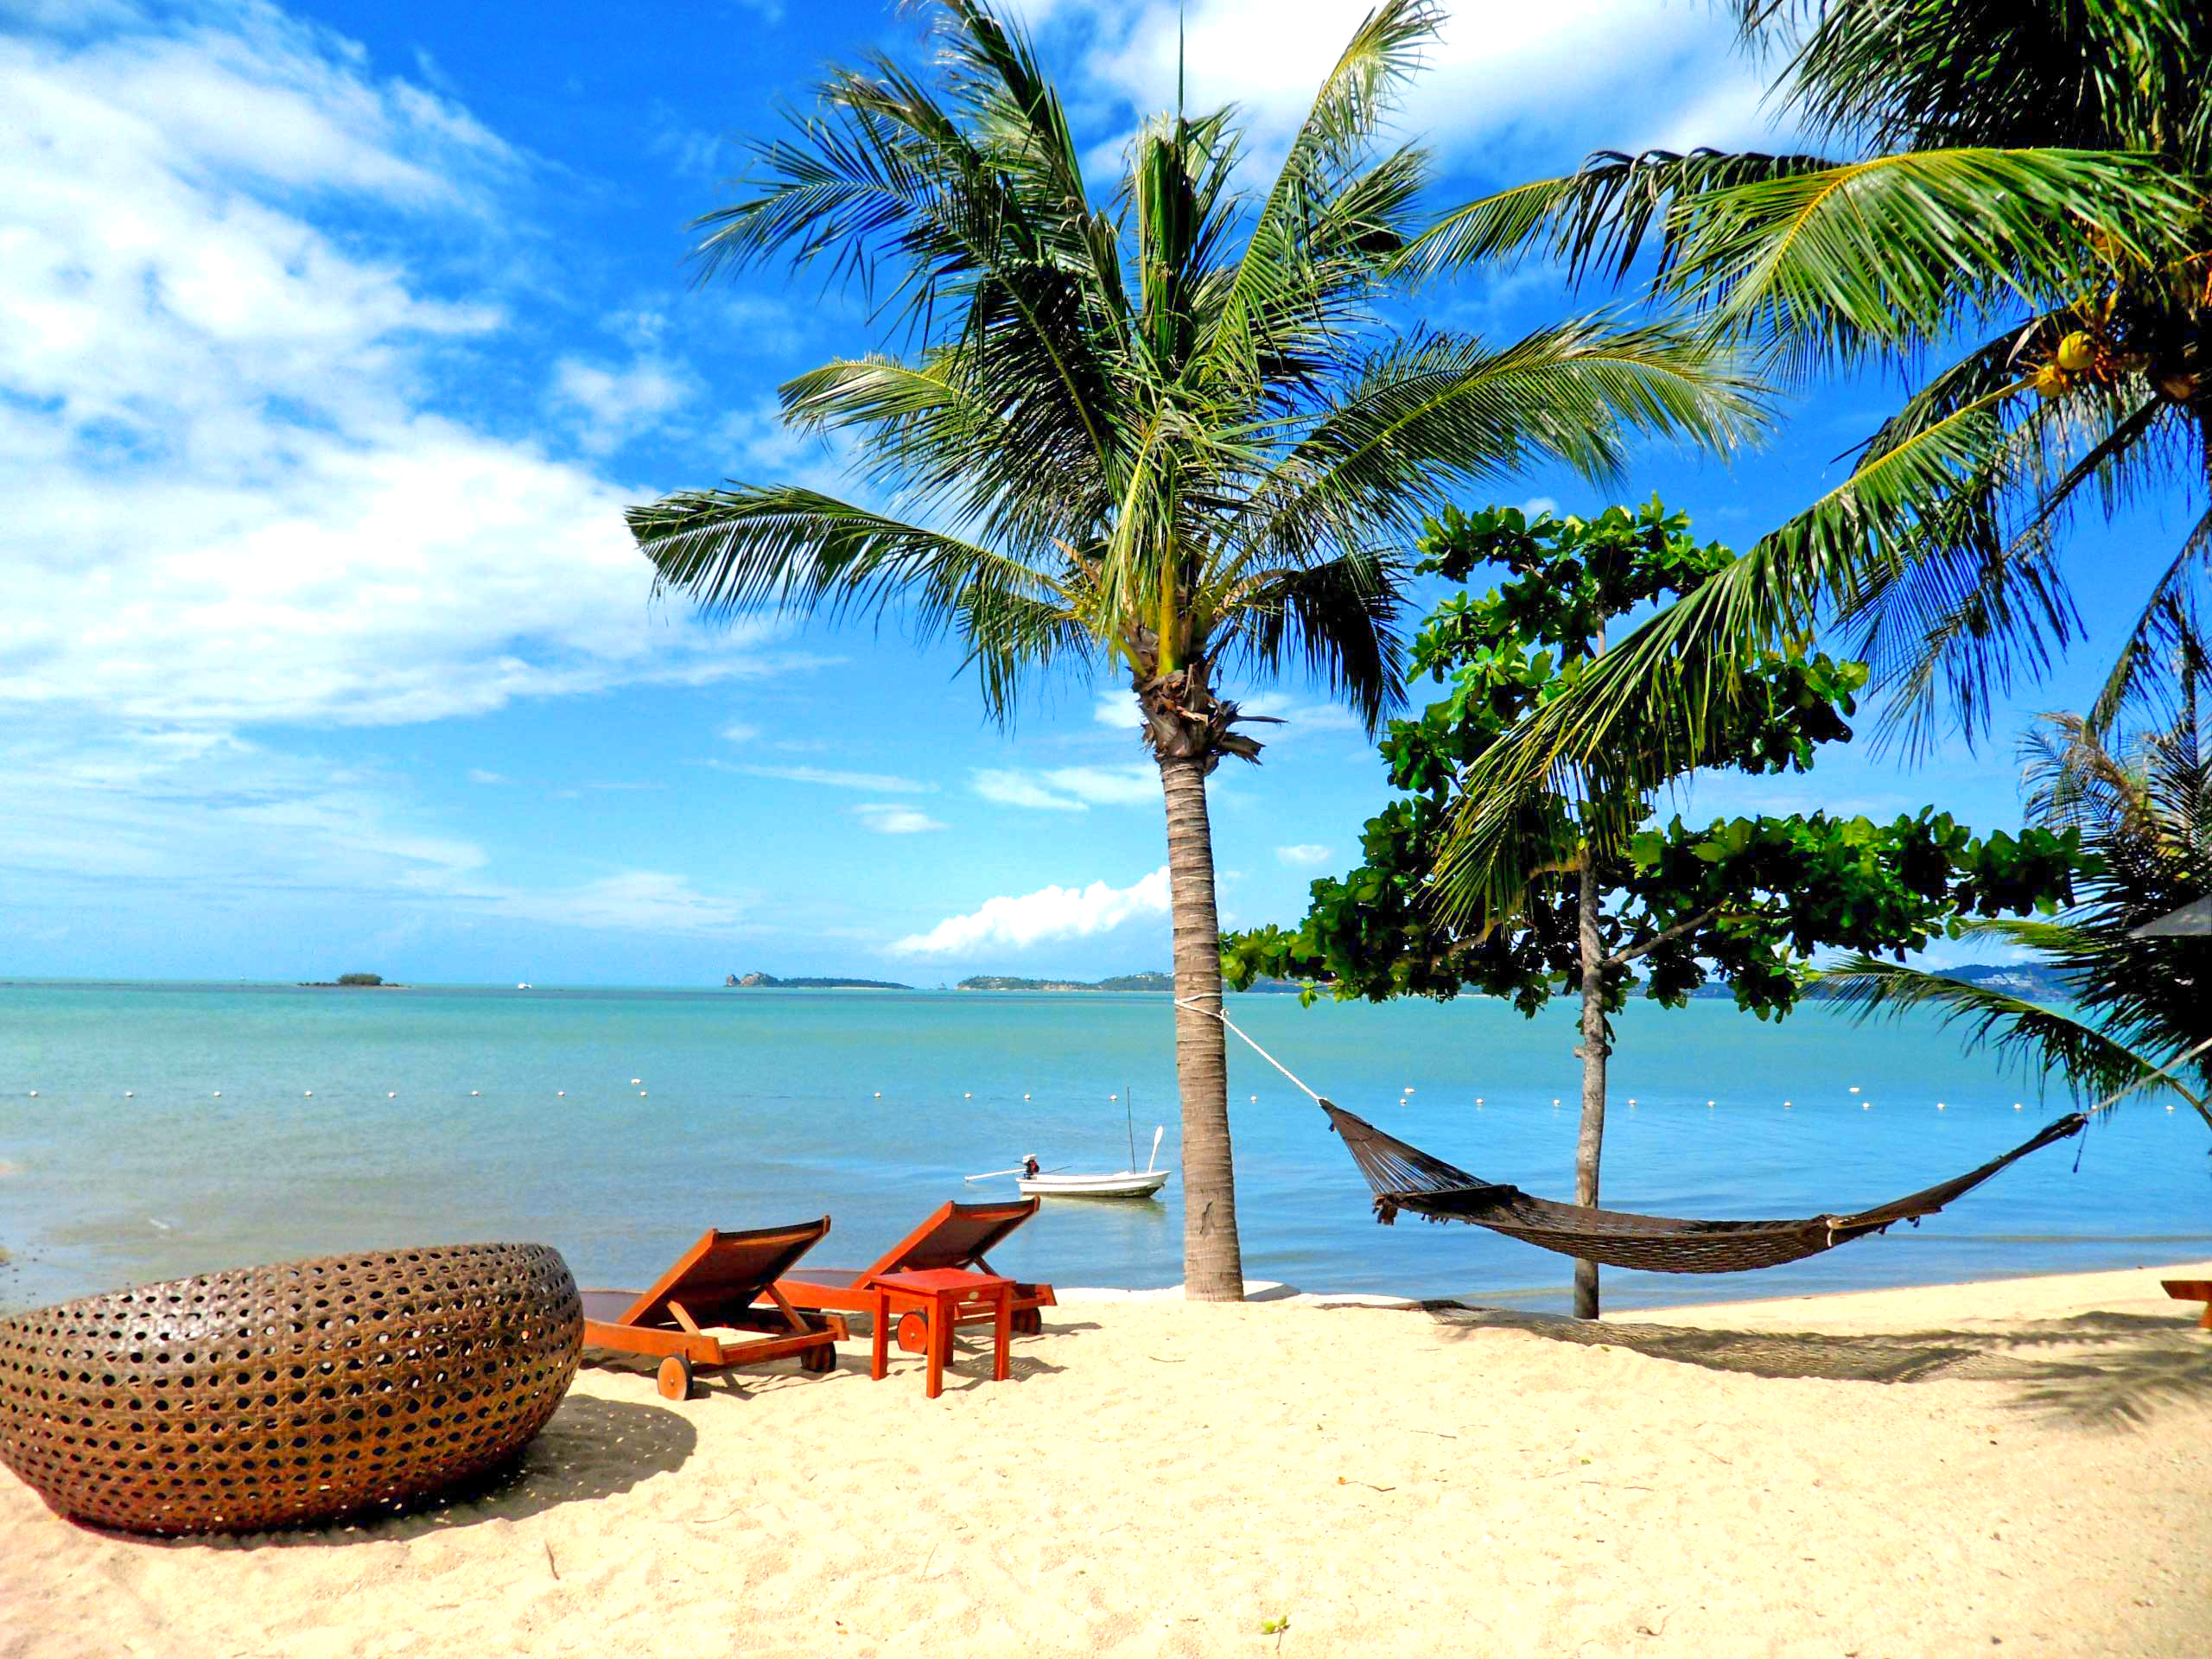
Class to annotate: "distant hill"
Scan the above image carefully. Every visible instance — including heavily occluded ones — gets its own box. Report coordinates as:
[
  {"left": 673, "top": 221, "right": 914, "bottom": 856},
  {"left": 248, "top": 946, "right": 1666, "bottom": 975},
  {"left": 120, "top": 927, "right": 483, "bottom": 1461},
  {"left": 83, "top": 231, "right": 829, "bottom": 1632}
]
[
  {"left": 727, "top": 971, "right": 912, "bottom": 990},
  {"left": 1688, "top": 961, "right": 2073, "bottom": 1002},
  {"left": 957, "top": 969, "right": 1306, "bottom": 994}
]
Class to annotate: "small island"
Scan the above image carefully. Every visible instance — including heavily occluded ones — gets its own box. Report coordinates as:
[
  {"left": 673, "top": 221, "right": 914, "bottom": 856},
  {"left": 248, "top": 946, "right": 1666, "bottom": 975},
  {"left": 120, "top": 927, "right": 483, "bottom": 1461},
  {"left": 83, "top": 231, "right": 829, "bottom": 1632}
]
[
  {"left": 297, "top": 972, "right": 410, "bottom": 988},
  {"left": 726, "top": 970, "right": 913, "bottom": 990},
  {"left": 957, "top": 970, "right": 1306, "bottom": 994}
]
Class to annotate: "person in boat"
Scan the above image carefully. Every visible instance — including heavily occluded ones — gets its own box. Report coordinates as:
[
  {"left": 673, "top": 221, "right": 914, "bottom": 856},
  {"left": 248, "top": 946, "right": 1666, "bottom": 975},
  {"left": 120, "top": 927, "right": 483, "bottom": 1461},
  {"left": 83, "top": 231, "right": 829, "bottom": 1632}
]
[{"left": 1021, "top": 1154, "right": 1040, "bottom": 1179}]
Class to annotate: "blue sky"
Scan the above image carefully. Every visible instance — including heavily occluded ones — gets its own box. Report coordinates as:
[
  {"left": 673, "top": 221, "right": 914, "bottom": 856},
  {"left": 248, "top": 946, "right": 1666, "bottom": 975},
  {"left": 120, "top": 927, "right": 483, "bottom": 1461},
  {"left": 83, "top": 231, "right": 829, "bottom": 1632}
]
[{"left": 0, "top": 0, "right": 2177, "bottom": 985}]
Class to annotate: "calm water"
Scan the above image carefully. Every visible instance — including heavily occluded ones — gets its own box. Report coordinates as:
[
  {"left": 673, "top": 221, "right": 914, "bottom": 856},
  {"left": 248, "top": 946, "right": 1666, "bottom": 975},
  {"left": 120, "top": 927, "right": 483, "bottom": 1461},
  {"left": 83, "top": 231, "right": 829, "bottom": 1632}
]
[{"left": 1, "top": 980, "right": 2206, "bottom": 1314}]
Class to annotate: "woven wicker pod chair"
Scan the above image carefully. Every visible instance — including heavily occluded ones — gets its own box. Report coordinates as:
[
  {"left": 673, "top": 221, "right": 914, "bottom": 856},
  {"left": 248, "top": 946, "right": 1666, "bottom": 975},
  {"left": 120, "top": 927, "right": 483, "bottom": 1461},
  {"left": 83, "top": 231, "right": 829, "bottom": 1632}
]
[{"left": 0, "top": 1243, "right": 582, "bottom": 1535}]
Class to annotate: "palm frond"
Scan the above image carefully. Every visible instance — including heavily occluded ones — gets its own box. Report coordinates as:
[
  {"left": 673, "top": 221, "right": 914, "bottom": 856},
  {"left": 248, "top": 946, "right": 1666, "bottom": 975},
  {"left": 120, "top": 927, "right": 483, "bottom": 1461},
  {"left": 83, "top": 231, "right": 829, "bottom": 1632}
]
[
  {"left": 1817, "top": 951, "right": 2203, "bottom": 1120},
  {"left": 1394, "top": 148, "right": 1839, "bottom": 288},
  {"left": 630, "top": 483, "right": 1067, "bottom": 640},
  {"left": 1669, "top": 148, "right": 2201, "bottom": 374}
]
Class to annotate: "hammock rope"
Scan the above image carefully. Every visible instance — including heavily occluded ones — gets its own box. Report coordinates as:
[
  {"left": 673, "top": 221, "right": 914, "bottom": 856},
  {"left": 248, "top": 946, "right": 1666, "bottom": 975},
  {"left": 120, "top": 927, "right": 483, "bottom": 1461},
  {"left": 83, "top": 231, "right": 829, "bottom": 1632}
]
[{"left": 1180, "top": 1000, "right": 2209, "bottom": 1276}]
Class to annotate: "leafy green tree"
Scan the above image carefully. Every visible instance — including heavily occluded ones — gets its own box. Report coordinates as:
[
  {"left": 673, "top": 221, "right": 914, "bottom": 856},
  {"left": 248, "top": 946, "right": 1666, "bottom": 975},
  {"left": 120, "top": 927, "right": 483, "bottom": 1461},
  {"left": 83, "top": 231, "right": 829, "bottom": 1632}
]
[
  {"left": 1401, "top": 0, "right": 2212, "bottom": 920},
  {"left": 1224, "top": 500, "right": 2082, "bottom": 1316},
  {"left": 626, "top": 0, "right": 1760, "bottom": 1298},
  {"left": 1826, "top": 654, "right": 2211, "bottom": 1134}
]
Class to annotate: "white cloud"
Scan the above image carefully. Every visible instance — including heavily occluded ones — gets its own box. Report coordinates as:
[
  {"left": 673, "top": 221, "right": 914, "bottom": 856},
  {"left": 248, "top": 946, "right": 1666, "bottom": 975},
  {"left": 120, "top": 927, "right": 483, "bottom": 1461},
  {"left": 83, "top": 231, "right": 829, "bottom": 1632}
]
[
  {"left": 973, "top": 763, "right": 1158, "bottom": 812},
  {"left": 1031, "top": 1, "right": 1786, "bottom": 174},
  {"left": 1275, "top": 843, "right": 1334, "bottom": 867},
  {"left": 0, "top": 6, "right": 783, "bottom": 734},
  {"left": 711, "top": 761, "right": 936, "bottom": 793},
  {"left": 853, "top": 803, "right": 947, "bottom": 835},
  {"left": 467, "top": 768, "right": 509, "bottom": 785},
  {"left": 720, "top": 721, "right": 761, "bottom": 744},
  {"left": 549, "top": 353, "right": 696, "bottom": 451},
  {"left": 891, "top": 867, "right": 1171, "bottom": 955}
]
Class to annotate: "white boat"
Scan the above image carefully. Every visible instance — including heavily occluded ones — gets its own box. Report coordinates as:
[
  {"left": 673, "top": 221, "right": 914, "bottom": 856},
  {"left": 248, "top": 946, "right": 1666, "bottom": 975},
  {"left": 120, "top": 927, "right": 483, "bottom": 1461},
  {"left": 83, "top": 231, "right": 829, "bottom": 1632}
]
[
  {"left": 1017, "top": 1166, "right": 1172, "bottom": 1199},
  {"left": 982, "top": 1123, "right": 1172, "bottom": 1201}
]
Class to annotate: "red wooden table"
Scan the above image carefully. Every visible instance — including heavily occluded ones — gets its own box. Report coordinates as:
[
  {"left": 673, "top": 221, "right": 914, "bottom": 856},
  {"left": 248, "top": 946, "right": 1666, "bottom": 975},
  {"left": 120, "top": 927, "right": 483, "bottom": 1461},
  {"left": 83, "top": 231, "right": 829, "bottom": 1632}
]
[{"left": 869, "top": 1268, "right": 1014, "bottom": 1398}]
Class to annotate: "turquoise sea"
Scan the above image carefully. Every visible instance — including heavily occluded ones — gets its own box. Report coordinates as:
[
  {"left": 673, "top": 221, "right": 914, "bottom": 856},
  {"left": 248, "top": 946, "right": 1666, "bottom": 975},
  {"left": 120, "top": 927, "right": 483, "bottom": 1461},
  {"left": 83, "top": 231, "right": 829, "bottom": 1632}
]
[{"left": 2, "top": 980, "right": 2206, "bottom": 1315}]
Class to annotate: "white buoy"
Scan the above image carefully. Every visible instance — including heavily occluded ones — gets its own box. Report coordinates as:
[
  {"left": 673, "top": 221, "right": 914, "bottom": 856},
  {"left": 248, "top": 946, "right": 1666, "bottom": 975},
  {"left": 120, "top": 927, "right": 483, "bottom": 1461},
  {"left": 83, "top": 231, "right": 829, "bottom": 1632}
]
[
  {"left": 1936, "top": 1101, "right": 1946, "bottom": 1110},
  {"left": 470, "top": 1090, "right": 480, "bottom": 1096},
  {"left": 387, "top": 1091, "right": 396, "bottom": 1098},
  {"left": 1627, "top": 1097, "right": 1636, "bottom": 1106},
  {"left": 1849, "top": 1085, "right": 1860, "bottom": 1094},
  {"left": 1707, "top": 1099, "right": 1715, "bottom": 1107},
  {"left": 1551, "top": 1097, "right": 1560, "bottom": 1106},
  {"left": 1405, "top": 1087, "right": 1416, "bottom": 1095},
  {"left": 1023, "top": 1093, "right": 1031, "bottom": 1101},
  {"left": 876, "top": 1091, "right": 883, "bottom": 1098},
  {"left": 632, "top": 1077, "right": 641, "bottom": 1085},
  {"left": 964, "top": 1092, "right": 973, "bottom": 1098},
  {"left": 639, "top": 1090, "right": 648, "bottom": 1097},
  {"left": 1783, "top": 1100, "right": 1792, "bottom": 1109},
  {"left": 304, "top": 1090, "right": 313, "bottom": 1097},
  {"left": 124, "top": 1090, "right": 134, "bottom": 1098},
  {"left": 2013, "top": 1102, "right": 2023, "bottom": 1110},
  {"left": 1862, "top": 1102, "right": 1871, "bottom": 1110},
  {"left": 556, "top": 1090, "right": 565, "bottom": 1097},
  {"left": 27, "top": 1090, "right": 35, "bottom": 1098},
  {"left": 1475, "top": 1096, "right": 1484, "bottom": 1105},
  {"left": 213, "top": 1091, "right": 221, "bottom": 1098}
]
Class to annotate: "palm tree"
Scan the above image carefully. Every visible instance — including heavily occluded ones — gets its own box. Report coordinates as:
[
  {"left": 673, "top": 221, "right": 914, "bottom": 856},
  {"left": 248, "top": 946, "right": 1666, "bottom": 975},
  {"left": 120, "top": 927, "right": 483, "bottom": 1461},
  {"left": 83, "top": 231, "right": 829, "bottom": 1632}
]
[
  {"left": 1397, "top": 0, "right": 2212, "bottom": 920},
  {"left": 626, "top": 0, "right": 1761, "bottom": 1298},
  {"left": 1821, "top": 638, "right": 2211, "bottom": 1133}
]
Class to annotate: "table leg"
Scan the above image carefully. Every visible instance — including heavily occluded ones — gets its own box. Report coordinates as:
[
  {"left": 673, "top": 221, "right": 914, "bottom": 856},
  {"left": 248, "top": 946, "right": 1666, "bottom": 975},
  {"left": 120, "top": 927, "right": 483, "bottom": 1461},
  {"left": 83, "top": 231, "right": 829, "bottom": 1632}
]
[
  {"left": 992, "top": 1286, "right": 1011, "bottom": 1381},
  {"left": 925, "top": 1294, "right": 948, "bottom": 1399},
  {"left": 871, "top": 1290, "right": 889, "bottom": 1381}
]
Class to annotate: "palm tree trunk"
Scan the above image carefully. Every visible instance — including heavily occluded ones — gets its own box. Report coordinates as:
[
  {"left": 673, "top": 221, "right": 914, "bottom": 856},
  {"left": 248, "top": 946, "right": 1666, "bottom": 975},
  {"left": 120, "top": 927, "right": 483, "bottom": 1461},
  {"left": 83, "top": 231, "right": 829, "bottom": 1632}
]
[
  {"left": 1571, "top": 855, "right": 1608, "bottom": 1320},
  {"left": 1159, "top": 750, "right": 1244, "bottom": 1301}
]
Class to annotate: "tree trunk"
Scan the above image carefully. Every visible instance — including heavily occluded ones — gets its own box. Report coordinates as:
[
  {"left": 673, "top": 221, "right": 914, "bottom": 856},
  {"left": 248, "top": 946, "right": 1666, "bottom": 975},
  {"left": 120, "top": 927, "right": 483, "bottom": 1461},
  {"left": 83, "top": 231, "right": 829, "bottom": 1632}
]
[
  {"left": 1160, "top": 750, "right": 1244, "bottom": 1301},
  {"left": 1572, "top": 855, "right": 1609, "bottom": 1320}
]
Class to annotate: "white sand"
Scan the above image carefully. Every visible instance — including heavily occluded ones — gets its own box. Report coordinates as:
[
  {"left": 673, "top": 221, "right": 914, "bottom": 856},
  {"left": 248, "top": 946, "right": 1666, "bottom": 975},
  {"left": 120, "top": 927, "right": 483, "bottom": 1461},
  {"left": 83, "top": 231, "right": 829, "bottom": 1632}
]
[{"left": 6, "top": 1262, "right": 2209, "bottom": 1658}]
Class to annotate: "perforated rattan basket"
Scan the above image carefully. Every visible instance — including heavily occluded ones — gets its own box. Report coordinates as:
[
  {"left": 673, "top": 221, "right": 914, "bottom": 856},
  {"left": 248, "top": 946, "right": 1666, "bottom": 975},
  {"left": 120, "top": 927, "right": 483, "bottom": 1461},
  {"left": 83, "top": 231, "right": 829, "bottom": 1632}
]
[{"left": 0, "top": 1243, "right": 582, "bottom": 1535}]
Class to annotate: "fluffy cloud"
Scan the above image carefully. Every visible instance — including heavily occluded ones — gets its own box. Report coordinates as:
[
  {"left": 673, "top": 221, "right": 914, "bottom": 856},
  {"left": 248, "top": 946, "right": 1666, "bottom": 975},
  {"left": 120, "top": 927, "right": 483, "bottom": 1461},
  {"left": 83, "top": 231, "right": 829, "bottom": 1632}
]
[
  {"left": 1275, "top": 843, "right": 1334, "bottom": 867},
  {"left": 891, "top": 867, "right": 1171, "bottom": 955},
  {"left": 0, "top": 5, "right": 773, "bottom": 734},
  {"left": 853, "top": 803, "right": 947, "bottom": 835},
  {"left": 973, "top": 763, "right": 1159, "bottom": 811},
  {"left": 1028, "top": 0, "right": 1785, "bottom": 174}
]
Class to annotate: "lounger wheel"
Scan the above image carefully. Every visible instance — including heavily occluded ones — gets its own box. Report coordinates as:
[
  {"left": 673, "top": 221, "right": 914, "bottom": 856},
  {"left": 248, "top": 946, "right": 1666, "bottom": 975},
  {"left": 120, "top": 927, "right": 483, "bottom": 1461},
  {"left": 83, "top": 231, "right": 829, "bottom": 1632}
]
[
  {"left": 656, "top": 1355, "right": 696, "bottom": 1402},
  {"left": 895, "top": 1312, "right": 931, "bottom": 1354}
]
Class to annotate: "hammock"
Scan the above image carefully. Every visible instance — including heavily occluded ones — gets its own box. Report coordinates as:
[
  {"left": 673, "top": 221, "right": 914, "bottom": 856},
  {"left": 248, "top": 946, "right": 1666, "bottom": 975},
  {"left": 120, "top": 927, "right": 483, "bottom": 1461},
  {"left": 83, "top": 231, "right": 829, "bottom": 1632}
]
[{"left": 1323, "top": 1101, "right": 2088, "bottom": 1274}]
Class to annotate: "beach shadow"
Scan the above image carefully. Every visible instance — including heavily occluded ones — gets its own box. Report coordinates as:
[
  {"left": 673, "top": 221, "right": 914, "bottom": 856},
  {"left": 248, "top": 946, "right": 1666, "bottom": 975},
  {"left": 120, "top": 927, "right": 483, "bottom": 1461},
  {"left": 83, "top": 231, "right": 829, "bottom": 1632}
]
[
  {"left": 1426, "top": 1304, "right": 2212, "bottom": 1427},
  {"left": 114, "top": 1392, "right": 698, "bottom": 1552}
]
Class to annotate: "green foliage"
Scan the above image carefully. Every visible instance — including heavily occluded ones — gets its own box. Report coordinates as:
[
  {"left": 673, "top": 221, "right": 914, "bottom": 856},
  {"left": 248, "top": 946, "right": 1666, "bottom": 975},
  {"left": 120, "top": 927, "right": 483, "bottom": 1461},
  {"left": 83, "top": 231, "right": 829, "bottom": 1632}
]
[
  {"left": 626, "top": 0, "right": 1764, "bottom": 738},
  {"left": 334, "top": 972, "right": 383, "bottom": 987},
  {"left": 1414, "top": 0, "right": 2212, "bottom": 922},
  {"left": 1221, "top": 499, "right": 2083, "bottom": 1027}
]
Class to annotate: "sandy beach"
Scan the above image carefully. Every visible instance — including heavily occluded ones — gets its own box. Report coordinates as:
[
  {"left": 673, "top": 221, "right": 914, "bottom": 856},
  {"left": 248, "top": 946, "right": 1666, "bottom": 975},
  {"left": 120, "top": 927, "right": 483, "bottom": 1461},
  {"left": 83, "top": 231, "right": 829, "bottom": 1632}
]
[{"left": 5, "top": 1261, "right": 2209, "bottom": 1659}]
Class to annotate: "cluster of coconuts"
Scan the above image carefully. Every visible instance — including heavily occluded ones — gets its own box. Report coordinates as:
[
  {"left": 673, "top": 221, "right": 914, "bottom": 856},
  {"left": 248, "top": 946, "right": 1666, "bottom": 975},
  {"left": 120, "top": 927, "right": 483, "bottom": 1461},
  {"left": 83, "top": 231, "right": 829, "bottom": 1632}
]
[{"left": 2028, "top": 283, "right": 2205, "bottom": 405}]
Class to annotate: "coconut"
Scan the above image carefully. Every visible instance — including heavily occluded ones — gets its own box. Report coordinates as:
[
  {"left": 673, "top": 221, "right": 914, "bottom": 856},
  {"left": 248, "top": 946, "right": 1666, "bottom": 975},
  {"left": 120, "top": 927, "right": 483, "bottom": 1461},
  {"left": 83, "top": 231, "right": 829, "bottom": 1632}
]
[{"left": 2056, "top": 331, "right": 2097, "bottom": 372}]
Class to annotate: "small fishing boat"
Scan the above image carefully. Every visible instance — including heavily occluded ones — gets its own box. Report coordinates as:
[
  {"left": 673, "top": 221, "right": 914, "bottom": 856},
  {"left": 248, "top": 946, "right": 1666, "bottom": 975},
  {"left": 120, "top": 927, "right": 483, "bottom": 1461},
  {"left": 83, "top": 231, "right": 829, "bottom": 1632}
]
[
  {"left": 968, "top": 1110, "right": 1173, "bottom": 1202},
  {"left": 1018, "top": 1148, "right": 1172, "bottom": 1201}
]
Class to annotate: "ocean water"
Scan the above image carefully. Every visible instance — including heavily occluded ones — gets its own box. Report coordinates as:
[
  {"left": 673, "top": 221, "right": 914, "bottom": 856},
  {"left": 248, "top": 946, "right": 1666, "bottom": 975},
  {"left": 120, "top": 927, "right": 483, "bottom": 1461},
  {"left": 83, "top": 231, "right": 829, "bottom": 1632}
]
[{"left": 1, "top": 980, "right": 2205, "bottom": 1315}]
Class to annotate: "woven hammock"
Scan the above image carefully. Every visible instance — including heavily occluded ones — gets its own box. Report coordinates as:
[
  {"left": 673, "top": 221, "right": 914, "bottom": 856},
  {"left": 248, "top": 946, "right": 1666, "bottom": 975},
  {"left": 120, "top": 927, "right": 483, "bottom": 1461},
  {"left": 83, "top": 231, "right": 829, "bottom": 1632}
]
[{"left": 1322, "top": 1101, "right": 2089, "bottom": 1274}]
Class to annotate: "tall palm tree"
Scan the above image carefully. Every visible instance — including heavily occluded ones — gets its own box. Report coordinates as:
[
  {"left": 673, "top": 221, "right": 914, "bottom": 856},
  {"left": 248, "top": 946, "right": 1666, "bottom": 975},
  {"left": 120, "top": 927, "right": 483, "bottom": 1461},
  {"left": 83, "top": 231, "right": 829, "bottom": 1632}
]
[
  {"left": 1397, "top": 0, "right": 2212, "bottom": 920},
  {"left": 1821, "top": 635, "right": 2211, "bottom": 1133},
  {"left": 626, "top": 0, "right": 1761, "bottom": 1298}
]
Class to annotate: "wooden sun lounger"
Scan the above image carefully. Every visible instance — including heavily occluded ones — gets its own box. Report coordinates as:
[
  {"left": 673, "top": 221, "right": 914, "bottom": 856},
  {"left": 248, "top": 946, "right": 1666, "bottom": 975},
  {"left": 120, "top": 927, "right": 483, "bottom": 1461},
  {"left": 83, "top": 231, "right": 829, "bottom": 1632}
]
[
  {"left": 582, "top": 1217, "right": 849, "bottom": 1400},
  {"left": 768, "top": 1198, "right": 1058, "bottom": 1363},
  {"left": 2164, "top": 1279, "right": 2212, "bottom": 1329}
]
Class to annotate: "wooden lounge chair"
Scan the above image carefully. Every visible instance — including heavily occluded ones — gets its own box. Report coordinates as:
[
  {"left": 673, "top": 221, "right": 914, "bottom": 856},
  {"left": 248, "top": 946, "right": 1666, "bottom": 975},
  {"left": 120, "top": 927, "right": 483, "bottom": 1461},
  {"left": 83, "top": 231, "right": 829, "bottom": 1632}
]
[
  {"left": 582, "top": 1217, "right": 849, "bottom": 1400},
  {"left": 2164, "top": 1279, "right": 2212, "bottom": 1329},
  {"left": 768, "top": 1198, "right": 1057, "bottom": 1357}
]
